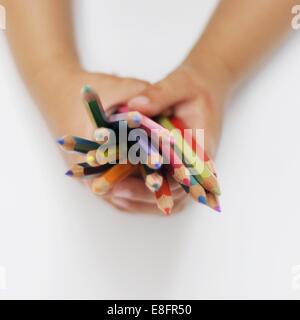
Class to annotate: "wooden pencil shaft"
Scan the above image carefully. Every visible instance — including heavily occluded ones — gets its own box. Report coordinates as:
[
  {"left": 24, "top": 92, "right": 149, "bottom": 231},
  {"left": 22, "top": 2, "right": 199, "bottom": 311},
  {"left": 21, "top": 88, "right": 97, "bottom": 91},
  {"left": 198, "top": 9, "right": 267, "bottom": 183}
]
[
  {"left": 141, "top": 164, "right": 156, "bottom": 175},
  {"left": 102, "top": 163, "right": 135, "bottom": 185},
  {"left": 73, "top": 163, "right": 113, "bottom": 177},
  {"left": 206, "top": 192, "right": 221, "bottom": 212},
  {"left": 92, "top": 163, "right": 135, "bottom": 195}
]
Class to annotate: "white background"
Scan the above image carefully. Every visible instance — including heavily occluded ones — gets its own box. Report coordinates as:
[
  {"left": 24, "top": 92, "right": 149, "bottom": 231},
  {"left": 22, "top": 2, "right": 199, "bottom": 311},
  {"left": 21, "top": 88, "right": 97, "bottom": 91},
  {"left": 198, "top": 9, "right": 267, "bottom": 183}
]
[{"left": 0, "top": 0, "right": 300, "bottom": 299}]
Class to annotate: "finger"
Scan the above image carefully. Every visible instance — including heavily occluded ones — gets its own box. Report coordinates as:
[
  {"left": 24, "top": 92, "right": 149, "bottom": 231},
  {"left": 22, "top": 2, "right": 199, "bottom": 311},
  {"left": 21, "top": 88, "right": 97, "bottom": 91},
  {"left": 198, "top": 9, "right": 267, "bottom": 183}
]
[
  {"left": 93, "top": 75, "right": 150, "bottom": 111},
  {"left": 104, "top": 193, "right": 188, "bottom": 214},
  {"left": 110, "top": 176, "right": 186, "bottom": 203},
  {"left": 127, "top": 70, "right": 196, "bottom": 117},
  {"left": 168, "top": 176, "right": 183, "bottom": 192}
]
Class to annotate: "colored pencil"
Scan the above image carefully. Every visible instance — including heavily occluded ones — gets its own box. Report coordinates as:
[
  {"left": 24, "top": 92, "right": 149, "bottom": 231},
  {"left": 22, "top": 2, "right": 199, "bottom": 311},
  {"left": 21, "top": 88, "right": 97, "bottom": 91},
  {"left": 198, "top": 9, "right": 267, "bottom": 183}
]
[
  {"left": 155, "top": 174, "right": 174, "bottom": 215},
  {"left": 92, "top": 163, "right": 135, "bottom": 195},
  {"left": 157, "top": 116, "right": 220, "bottom": 195},
  {"left": 206, "top": 192, "right": 222, "bottom": 213},
  {"left": 126, "top": 115, "right": 190, "bottom": 186},
  {"left": 81, "top": 85, "right": 109, "bottom": 128},
  {"left": 140, "top": 165, "right": 163, "bottom": 192},
  {"left": 164, "top": 145, "right": 191, "bottom": 187},
  {"left": 170, "top": 117, "right": 217, "bottom": 176},
  {"left": 57, "top": 135, "right": 99, "bottom": 154},
  {"left": 115, "top": 110, "right": 174, "bottom": 146},
  {"left": 136, "top": 134, "right": 163, "bottom": 170},
  {"left": 66, "top": 162, "right": 113, "bottom": 178}
]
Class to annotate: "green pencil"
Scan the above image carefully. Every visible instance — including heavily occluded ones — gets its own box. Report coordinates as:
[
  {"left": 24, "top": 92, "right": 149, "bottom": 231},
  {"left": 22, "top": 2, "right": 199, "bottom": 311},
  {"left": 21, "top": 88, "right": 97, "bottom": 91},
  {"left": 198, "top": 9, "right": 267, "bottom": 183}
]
[{"left": 81, "top": 85, "right": 109, "bottom": 128}]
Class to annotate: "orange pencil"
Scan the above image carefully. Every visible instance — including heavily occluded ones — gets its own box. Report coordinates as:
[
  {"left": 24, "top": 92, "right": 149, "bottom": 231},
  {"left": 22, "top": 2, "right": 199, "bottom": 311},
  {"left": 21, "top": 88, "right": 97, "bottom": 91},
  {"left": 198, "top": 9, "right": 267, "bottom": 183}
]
[{"left": 92, "top": 163, "right": 135, "bottom": 195}]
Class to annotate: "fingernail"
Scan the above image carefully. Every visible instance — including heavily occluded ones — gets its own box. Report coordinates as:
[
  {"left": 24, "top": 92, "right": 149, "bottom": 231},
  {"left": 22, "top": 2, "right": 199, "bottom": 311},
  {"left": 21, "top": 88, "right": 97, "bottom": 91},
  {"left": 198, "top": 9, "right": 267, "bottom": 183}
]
[
  {"left": 111, "top": 197, "right": 130, "bottom": 209},
  {"left": 128, "top": 96, "right": 150, "bottom": 109},
  {"left": 112, "top": 188, "right": 133, "bottom": 199}
]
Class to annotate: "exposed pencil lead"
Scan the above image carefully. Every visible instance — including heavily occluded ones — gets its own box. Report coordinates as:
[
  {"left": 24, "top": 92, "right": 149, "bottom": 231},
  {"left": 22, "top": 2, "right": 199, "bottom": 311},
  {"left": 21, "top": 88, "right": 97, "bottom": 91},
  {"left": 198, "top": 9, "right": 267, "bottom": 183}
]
[
  {"left": 198, "top": 196, "right": 207, "bottom": 205},
  {"left": 82, "top": 84, "right": 92, "bottom": 94},
  {"left": 215, "top": 205, "right": 222, "bottom": 213},
  {"left": 57, "top": 138, "right": 64, "bottom": 145},
  {"left": 65, "top": 170, "right": 73, "bottom": 177}
]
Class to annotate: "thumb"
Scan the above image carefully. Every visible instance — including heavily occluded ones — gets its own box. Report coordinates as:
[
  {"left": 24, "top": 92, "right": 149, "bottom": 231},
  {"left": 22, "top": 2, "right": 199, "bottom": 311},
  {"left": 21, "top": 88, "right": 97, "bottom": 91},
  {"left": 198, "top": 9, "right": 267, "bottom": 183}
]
[{"left": 127, "top": 72, "right": 191, "bottom": 117}]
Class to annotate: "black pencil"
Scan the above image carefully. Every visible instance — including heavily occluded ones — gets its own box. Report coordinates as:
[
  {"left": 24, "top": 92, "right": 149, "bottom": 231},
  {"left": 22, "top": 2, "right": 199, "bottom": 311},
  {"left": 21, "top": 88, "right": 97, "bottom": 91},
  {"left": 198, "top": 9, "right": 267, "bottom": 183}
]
[
  {"left": 66, "top": 163, "right": 114, "bottom": 177},
  {"left": 81, "top": 85, "right": 109, "bottom": 128}
]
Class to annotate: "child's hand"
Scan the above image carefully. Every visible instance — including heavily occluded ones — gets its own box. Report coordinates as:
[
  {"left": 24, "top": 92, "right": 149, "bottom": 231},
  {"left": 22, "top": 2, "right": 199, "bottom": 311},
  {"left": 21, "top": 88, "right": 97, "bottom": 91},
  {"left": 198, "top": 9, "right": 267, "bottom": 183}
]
[
  {"left": 33, "top": 68, "right": 149, "bottom": 165},
  {"left": 105, "top": 58, "right": 233, "bottom": 213}
]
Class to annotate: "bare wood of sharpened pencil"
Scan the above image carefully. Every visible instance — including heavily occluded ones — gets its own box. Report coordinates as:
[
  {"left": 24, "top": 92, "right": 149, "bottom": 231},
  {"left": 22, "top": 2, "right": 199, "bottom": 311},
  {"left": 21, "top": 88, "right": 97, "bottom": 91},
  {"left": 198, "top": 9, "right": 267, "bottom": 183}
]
[
  {"left": 96, "top": 146, "right": 119, "bottom": 165},
  {"left": 86, "top": 150, "right": 99, "bottom": 167},
  {"left": 140, "top": 165, "right": 163, "bottom": 193},
  {"left": 206, "top": 192, "right": 221, "bottom": 213}
]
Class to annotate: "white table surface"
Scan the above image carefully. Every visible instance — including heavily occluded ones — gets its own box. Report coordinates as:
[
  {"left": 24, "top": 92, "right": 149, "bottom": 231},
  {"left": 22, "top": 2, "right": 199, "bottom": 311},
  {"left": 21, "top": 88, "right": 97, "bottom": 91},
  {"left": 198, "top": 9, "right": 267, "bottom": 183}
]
[{"left": 0, "top": 0, "right": 300, "bottom": 299}]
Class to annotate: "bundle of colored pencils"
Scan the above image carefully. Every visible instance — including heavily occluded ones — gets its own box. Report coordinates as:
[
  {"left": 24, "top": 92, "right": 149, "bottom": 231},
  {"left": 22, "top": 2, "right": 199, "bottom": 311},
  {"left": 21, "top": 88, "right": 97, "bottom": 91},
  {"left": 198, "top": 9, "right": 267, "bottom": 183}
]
[{"left": 58, "top": 85, "right": 221, "bottom": 215}]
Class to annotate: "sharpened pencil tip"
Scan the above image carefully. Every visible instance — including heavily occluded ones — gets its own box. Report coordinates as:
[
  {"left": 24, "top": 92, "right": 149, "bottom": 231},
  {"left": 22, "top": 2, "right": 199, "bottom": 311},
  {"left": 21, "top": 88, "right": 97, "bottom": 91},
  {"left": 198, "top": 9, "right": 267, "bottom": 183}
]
[
  {"left": 65, "top": 170, "right": 73, "bottom": 177},
  {"left": 215, "top": 205, "right": 222, "bottom": 213},
  {"left": 198, "top": 196, "right": 207, "bottom": 205},
  {"left": 57, "top": 138, "right": 64, "bottom": 145}
]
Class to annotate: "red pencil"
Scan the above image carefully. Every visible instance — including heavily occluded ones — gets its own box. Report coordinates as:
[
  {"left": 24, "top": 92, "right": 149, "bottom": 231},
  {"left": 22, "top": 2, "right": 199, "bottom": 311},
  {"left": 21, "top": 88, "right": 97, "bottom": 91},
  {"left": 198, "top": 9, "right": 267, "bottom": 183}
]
[{"left": 155, "top": 174, "right": 174, "bottom": 215}]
